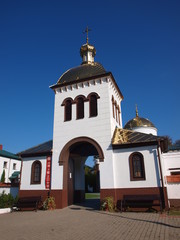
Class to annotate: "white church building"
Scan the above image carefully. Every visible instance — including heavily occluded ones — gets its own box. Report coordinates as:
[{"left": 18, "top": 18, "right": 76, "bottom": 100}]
[
  {"left": 0, "top": 145, "right": 21, "bottom": 197},
  {"left": 18, "top": 38, "right": 180, "bottom": 210}
]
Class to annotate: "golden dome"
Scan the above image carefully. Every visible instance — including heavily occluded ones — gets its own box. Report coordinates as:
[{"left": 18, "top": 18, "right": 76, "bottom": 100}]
[
  {"left": 124, "top": 116, "right": 156, "bottom": 130},
  {"left": 124, "top": 106, "right": 156, "bottom": 130},
  {"left": 80, "top": 43, "right": 96, "bottom": 60}
]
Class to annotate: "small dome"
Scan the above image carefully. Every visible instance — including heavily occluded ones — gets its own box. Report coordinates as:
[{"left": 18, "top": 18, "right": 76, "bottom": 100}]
[
  {"left": 57, "top": 39, "right": 107, "bottom": 85},
  {"left": 80, "top": 43, "right": 96, "bottom": 60},
  {"left": 124, "top": 105, "right": 157, "bottom": 135},
  {"left": 57, "top": 62, "right": 106, "bottom": 84},
  {"left": 124, "top": 116, "right": 156, "bottom": 130}
]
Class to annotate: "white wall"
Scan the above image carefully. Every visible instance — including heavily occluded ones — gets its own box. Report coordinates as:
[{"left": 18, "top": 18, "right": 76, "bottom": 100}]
[
  {"left": 0, "top": 187, "right": 11, "bottom": 195},
  {"left": 52, "top": 76, "right": 123, "bottom": 190},
  {"left": 20, "top": 156, "right": 47, "bottom": 190},
  {"left": 132, "top": 127, "right": 157, "bottom": 136},
  {"left": 162, "top": 151, "right": 180, "bottom": 200},
  {"left": 0, "top": 187, "right": 19, "bottom": 198},
  {"left": 0, "top": 156, "right": 21, "bottom": 183},
  {"left": 113, "top": 145, "right": 161, "bottom": 188},
  {"left": 162, "top": 151, "right": 180, "bottom": 176}
]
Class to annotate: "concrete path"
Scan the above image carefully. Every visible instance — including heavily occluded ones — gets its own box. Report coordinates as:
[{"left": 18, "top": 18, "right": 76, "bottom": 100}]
[{"left": 0, "top": 201, "right": 179, "bottom": 240}]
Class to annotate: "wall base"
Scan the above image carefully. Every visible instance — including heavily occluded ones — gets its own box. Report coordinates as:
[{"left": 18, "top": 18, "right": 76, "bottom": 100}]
[
  {"left": 19, "top": 190, "right": 65, "bottom": 209},
  {"left": 19, "top": 187, "right": 170, "bottom": 211},
  {"left": 169, "top": 199, "right": 180, "bottom": 209},
  {"left": 101, "top": 187, "right": 167, "bottom": 211}
]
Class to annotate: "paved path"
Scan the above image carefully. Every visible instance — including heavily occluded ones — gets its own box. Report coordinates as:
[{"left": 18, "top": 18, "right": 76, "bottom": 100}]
[{"left": 0, "top": 201, "right": 180, "bottom": 240}]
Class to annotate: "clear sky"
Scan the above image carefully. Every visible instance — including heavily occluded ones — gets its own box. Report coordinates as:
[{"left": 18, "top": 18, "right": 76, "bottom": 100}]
[{"left": 0, "top": 0, "right": 180, "bottom": 154}]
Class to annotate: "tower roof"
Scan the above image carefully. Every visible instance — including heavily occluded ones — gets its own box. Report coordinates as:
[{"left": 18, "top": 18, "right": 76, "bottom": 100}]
[
  {"left": 57, "top": 62, "right": 106, "bottom": 84},
  {"left": 56, "top": 28, "right": 107, "bottom": 85},
  {"left": 50, "top": 32, "right": 123, "bottom": 100}
]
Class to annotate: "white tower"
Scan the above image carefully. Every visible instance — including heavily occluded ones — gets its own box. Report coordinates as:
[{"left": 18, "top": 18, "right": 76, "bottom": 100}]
[{"left": 50, "top": 33, "right": 124, "bottom": 208}]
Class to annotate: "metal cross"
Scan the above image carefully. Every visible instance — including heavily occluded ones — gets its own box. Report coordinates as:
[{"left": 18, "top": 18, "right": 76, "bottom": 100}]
[
  {"left": 83, "top": 26, "right": 91, "bottom": 44},
  {"left": 136, "top": 104, "right": 139, "bottom": 117}
]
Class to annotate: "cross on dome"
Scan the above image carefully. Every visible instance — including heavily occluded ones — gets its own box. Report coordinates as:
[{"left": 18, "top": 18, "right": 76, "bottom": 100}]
[
  {"left": 80, "top": 26, "right": 96, "bottom": 64},
  {"left": 136, "top": 104, "right": 139, "bottom": 117},
  {"left": 83, "top": 26, "right": 91, "bottom": 44}
]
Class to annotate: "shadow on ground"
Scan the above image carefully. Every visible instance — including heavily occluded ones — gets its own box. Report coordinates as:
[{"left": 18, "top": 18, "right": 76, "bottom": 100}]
[
  {"left": 69, "top": 199, "right": 180, "bottom": 229},
  {"left": 69, "top": 199, "right": 100, "bottom": 211}
]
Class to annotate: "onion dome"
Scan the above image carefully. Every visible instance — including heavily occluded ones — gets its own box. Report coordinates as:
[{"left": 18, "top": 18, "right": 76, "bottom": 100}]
[
  {"left": 124, "top": 106, "right": 157, "bottom": 136},
  {"left": 58, "top": 62, "right": 106, "bottom": 84},
  {"left": 80, "top": 43, "right": 96, "bottom": 64},
  {"left": 57, "top": 28, "right": 107, "bottom": 85}
]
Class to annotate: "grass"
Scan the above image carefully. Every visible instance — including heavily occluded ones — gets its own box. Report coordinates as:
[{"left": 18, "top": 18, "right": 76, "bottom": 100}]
[
  {"left": 85, "top": 193, "right": 100, "bottom": 199},
  {"left": 168, "top": 210, "right": 180, "bottom": 216}
]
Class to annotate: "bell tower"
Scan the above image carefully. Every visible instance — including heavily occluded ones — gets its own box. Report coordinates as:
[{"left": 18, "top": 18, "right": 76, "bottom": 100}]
[{"left": 50, "top": 33, "right": 124, "bottom": 208}]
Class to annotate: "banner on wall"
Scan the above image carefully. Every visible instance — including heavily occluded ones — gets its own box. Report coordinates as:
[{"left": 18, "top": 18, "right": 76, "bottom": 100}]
[{"left": 45, "top": 156, "right": 51, "bottom": 189}]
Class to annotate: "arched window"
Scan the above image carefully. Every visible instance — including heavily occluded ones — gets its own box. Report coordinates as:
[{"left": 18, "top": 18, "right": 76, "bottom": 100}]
[
  {"left": 87, "top": 93, "right": 100, "bottom": 117},
  {"left": 73, "top": 95, "right": 87, "bottom": 120},
  {"left": 129, "top": 152, "right": 145, "bottom": 181},
  {"left": 115, "top": 101, "right": 118, "bottom": 122},
  {"left": 112, "top": 96, "right": 120, "bottom": 125},
  {"left": 76, "top": 96, "right": 85, "bottom": 119},
  {"left": 31, "top": 161, "right": 42, "bottom": 184},
  {"left": 65, "top": 100, "right": 72, "bottom": 121},
  {"left": 90, "top": 95, "right": 97, "bottom": 117},
  {"left": 112, "top": 96, "right": 115, "bottom": 118},
  {"left": 62, "top": 98, "right": 73, "bottom": 122},
  {"left": 117, "top": 105, "right": 121, "bottom": 125}
]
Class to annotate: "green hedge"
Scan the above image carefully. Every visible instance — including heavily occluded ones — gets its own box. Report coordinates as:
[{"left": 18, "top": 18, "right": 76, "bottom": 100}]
[{"left": 0, "top": 191, "right": 18, "bottom": 208}]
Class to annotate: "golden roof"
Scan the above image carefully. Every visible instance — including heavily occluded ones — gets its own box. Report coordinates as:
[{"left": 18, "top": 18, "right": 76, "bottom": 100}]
[
  {"left": 112, "top": 128, "right": 158, "bottom": 145},
  {"left": 80, "top": 43, "right": 96, "bottom": 59},
  {"left": 124, "top": 116, "right": 156, "bottom": 129},
  {"left": 124, "top": 105, "right": 156, "bottom": 130}
]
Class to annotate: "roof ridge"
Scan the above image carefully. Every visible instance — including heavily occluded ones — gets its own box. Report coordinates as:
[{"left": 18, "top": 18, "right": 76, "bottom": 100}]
[
  {"left": 0, "top": 149, "right": 21, "bottom": 160},
  {"left": 18, "top": 139, "right": 52, "bottom": 155}
]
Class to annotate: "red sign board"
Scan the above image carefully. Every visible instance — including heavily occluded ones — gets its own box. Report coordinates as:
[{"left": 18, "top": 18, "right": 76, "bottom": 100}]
[{"left": 45, "top": 156, "right": 51, "bottom": 189}]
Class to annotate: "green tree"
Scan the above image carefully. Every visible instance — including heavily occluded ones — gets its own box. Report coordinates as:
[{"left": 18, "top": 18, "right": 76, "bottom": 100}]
[
  {"left": 85, "top": 165, "right": 96, "bottom": 192},
  {"left": 0, "top": 169, "right": 5, "bottom": 183},
  {"left": 174, "top": 139, "right": 180, "bottom": 146},
  {"left": 0, "top": 191, "right": 17, "bottom": 208},
  {"left": 163, "top": 135, "right": 173, "bottom": 146}
]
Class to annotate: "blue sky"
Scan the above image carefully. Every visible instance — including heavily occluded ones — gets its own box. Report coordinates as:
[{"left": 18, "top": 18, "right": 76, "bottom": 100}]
[{"left": 0, "top": 0, "right": 180, "bottom": 154}]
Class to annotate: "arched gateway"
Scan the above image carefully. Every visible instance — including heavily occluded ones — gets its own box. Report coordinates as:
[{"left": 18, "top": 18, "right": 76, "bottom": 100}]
[{"left": 59, "top": 137, "right": 104, "bottom": 206}]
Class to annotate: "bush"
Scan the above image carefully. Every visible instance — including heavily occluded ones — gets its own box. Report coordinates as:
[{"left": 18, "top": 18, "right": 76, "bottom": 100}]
[
  {"left": 43, "top": 196, "right": 56, "bottom": 210},
  {"left": 0, "top": 191, "right": 18, "bottom": 208},
  {"left": 0, "top": 170, "right": 5, "bottom": 183},
  {"left": 100, "top": 196, "right": 115, "bottom": 212}
]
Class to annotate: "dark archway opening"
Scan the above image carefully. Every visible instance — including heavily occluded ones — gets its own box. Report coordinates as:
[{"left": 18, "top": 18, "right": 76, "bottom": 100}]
[
  {"left": 68, "top": 141, "right": 101, "bottom": 208},
  {"left": 59, "top": 137, "right": 104, "bottom": 209}
]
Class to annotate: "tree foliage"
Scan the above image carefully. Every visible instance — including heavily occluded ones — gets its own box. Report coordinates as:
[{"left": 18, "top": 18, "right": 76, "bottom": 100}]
[
  {"left": 163, "top": 136, "right": 173, "bottom": 146},
  {"left": 0, "top": 170, "right": 5, "bottom": 183},
  {"left": 174, "top": 139, "right": 180, "bottom": 146},
  {"left": 163, "top": 136, "right": 180, "bottom": 148},
  {"left": 85, "top": 165, "right": 96, "bottom": 192},
  {"left": 0, "top": 191, "right": 18, "bottom": 208}
]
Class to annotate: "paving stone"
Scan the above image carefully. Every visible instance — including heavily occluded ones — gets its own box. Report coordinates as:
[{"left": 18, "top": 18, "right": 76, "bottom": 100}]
[{"left": 0, "top": 203, "right": 179, "bottom": 240}]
